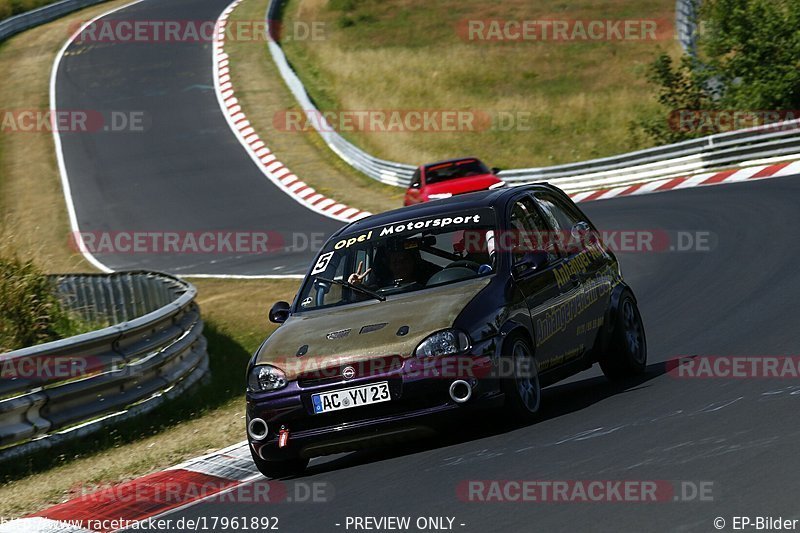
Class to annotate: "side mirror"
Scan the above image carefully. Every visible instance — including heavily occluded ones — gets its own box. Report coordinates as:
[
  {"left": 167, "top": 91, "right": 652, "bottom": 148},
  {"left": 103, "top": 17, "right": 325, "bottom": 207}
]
[
  {"left": 269, "top": 301, "right": 291, "bottom": 324},
  {"left": 512, "top": 250, "right": 549, "bottom": 277},
  {"left": 571, "top": 221, "right": 592, "bottom": 240},
  {"left": 570, "top": 221, "right": 599, "bottom": 250}
]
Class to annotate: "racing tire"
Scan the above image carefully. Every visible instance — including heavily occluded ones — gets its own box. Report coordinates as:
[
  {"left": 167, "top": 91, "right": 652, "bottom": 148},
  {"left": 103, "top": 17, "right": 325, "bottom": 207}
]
[
  {"left": 250, "top": 446, "right": 309, "bottom": 479},
  {"left": 502, "top": 336, "right": 541, "bottom": 419},
  {"left": 599, "top": 292, "right": 647, "bottom": 381}
]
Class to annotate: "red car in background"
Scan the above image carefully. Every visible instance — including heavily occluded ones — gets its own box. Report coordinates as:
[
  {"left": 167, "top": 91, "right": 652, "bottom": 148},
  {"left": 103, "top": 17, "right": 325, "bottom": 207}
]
[{"left": 403, "top": 157, "right": 505, "bottom": 206}]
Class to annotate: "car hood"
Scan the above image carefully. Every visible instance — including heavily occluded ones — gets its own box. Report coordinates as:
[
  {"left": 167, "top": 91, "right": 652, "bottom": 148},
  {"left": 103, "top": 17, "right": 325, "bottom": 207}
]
[
  {"left": 255, "top": 277, "right": 491, "bottom": 379},
  {"left": 425, "top": 174, "right": 502, "bottom": 195}
]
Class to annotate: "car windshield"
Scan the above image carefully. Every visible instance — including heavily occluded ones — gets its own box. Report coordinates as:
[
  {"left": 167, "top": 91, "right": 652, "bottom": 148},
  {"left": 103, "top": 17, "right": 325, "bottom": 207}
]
[
  {"left": 425, "top": 160, "right": 490, "bottom": 184},
  {"left": 296, "top": 208, "right": 498, "bottom": 311}
]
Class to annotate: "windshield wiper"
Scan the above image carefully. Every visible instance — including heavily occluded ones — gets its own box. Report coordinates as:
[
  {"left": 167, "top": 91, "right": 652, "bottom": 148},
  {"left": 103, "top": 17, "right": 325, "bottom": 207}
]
[{"left": 315, "top": 276, "right": 386, "bottom": 302}]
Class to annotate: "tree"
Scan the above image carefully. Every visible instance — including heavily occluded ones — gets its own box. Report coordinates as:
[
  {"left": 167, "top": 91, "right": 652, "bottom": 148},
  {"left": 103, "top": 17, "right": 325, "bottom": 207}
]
[{"left": 633, "top": 0, "right": 800, "bottom": 144}]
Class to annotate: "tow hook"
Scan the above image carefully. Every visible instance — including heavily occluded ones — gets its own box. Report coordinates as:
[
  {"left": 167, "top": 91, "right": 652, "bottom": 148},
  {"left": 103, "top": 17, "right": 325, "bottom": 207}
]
[{"left": 278, "top": 426, "right": 290, "bottom": 448}]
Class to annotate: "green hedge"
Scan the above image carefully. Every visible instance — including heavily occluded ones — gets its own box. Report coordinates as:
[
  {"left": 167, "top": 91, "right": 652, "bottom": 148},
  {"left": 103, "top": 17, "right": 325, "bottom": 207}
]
[{"left": 0, "top": 0, "right": 60, "bottom": 22}]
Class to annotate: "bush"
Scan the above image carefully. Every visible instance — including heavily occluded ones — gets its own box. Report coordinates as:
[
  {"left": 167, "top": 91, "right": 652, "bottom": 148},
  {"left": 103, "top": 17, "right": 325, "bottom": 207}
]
[
  {"left": 0, "top": 256, "right": 85, "bottom": 352},
  {"left": 0, "top": 1, "right": 13, "bottom": 20},
  {"left": 632, "top": 0, "right": 800, "bottom": 144}
]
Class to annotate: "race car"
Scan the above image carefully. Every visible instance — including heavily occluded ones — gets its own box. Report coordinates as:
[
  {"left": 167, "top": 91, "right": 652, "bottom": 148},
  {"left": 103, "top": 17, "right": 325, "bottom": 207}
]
[
  {"left": 403, "top": 157, "right": 505, "bottom": 206},
  {"left": 247, "top": 183, "right": 646, "bottom": 477}
]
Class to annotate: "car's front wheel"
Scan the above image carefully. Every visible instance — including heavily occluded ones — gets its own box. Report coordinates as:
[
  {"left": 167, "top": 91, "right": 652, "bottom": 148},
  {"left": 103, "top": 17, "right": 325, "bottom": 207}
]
[
  {"left": 249, "top": 445, "right": 308, "bottom": 479},
  {"left": 502, "top": 336, "right": 541, "bottom": 419},
  {"left": 600, "top": 292, "right": 647, "bottom": 380}
]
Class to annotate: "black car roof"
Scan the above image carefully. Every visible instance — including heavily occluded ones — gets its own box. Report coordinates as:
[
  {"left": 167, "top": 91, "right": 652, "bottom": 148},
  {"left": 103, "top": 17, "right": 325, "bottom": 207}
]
[{"left": 337, "top": 183, "right": 559, "bottom": 237}]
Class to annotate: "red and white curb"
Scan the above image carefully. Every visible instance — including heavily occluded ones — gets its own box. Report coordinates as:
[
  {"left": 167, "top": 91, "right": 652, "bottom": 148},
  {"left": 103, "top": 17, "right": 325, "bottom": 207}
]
[
  {"left": 213, "top": 0, "right": 370, "bottom": 223},
  {"left": 567, "top": 159, "right": 800, "bottom": 204},
  {"left": 0, "top": 442, "right": 255, "bottom": 533}
]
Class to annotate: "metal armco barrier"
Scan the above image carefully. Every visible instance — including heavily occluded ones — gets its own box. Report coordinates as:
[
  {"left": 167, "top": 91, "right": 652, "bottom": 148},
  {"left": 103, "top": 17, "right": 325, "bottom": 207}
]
[
  {"left": 266, "top": 0, "right": 800, "bottom": 193},
  {"left": 498, "top": 120, "right": 800, "bottom": 193},
  {"left": 0, "top": 272, "right": 208, "bottom": 460},
  {"left": 0, "top": 0, "right": 110, "bottom": 42}
]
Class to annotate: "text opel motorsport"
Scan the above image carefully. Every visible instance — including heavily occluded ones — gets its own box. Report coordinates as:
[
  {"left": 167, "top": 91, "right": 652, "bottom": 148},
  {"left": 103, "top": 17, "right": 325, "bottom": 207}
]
[{"left": 246, "top": 184, "right": 646, "bottom": 477}]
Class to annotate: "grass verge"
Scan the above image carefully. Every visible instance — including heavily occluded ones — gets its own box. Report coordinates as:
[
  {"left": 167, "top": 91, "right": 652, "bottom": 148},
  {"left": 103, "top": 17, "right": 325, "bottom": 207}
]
[
  {"left": 0, "top": 0, "right": 126, "bottom": 272},
  {"left": 0, "top": 2, "right": 305, "bottom": 516},
  {"left": 279, "top": 0, "right": 682, "bottom": 169},
  {"left": 223, "top": 0, "right": 404, "bottom": 214}
]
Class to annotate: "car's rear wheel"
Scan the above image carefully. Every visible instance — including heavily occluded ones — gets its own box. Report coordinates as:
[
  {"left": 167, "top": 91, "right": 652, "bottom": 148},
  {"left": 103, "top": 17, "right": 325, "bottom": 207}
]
[
  {"left": 599, "top": 293, "right": 647, "bottom": 380},
  {"left": 249, "top": 445, "right": 308, "bottom": 479},
  {"left": 502, "top": 336, "right": 541, "bottom": 419}
]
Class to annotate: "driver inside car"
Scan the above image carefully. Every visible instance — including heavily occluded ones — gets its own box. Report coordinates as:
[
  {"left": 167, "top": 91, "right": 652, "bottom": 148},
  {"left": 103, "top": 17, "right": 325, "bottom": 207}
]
[{"left": 348, "top": 247, "right": 437, "bottom": 289}]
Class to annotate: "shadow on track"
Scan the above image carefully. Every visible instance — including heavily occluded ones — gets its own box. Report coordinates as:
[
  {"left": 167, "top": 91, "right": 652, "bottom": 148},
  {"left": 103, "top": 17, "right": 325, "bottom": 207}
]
[{"left": 289, "top": 362, "right": 670, "bottom": 479}]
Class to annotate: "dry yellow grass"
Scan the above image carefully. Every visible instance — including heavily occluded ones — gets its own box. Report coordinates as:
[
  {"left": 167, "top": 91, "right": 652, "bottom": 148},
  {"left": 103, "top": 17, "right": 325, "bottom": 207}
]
[
  {"left": 281, "top": 0, "right": 681, "bottom": 168},
  {"left": 224, "top": 0, "right": 404, "bottom": 213},
  {"left": 0, "top": 1, "right": 127, "bottom": 272},
  {"left": 190, "top": 277, "right": 300, "bottom": 351}
]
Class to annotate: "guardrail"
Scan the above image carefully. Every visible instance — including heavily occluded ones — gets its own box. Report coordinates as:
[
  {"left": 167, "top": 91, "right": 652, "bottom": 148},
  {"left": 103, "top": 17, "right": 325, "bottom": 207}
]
[
  {"left": 0, "top": 0, "right": 109, "bottom": 43},
  {"left": 0, "top": 272, "right": 208, "bottom": 461},
  {"left": 498, "top": 119, "right": 800, "bottom": 192},
  {"left": 266, "top": 0, "right": 800, "bottom": 194}
]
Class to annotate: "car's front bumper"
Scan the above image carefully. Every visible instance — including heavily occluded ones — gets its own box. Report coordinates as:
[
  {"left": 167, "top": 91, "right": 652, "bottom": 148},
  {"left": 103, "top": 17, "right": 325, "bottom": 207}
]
[{"left": 247, "top": 345, "right": 504, "bottom": 461}]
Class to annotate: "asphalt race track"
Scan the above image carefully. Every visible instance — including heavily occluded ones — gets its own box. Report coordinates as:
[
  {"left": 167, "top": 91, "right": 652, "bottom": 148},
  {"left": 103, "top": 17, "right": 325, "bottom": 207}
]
[
  {"left": 55, "top": 0, "right": 800, "bottom": 531},
  {"left": 121, "top": 174, "right": 798, "bottom": 532},
  {"left": 55, "top": 0, "right": 341, "bottom": 275}
]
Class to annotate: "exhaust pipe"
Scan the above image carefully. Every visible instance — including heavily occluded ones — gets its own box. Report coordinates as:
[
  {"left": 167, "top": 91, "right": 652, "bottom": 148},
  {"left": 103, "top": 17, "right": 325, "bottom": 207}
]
[
  {"left": 248, "top": 418, "right": 269, "bottom": 441},
  {"left": 449, "top": 380, "right": 472, "bottom": 404}
]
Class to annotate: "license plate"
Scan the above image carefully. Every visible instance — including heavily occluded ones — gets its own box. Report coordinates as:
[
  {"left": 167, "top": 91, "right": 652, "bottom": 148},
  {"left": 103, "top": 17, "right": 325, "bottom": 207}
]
[{"left": 312, "top": 382, "right": 391, "bottom": 414}]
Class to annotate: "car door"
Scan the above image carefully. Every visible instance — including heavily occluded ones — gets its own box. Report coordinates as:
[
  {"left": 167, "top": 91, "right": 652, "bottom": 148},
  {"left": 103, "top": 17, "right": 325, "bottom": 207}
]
[
  {"left": 507, "top": 195, "right": 580, "bottom": 374},
  {"left": 532, "top": 190, "right": 615, "bottom": 355}
]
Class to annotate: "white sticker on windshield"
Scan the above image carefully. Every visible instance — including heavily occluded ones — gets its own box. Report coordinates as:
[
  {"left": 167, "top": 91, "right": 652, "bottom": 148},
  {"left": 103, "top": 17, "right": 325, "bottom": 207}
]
[{"left": 311, "top": 251, "right": 334, "bottom": 275}]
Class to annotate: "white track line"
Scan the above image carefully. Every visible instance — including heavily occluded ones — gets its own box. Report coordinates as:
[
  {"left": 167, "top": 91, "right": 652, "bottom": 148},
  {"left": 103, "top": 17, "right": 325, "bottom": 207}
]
[
  {"left": 181, "top": 274, "right": 304, "bottom": 280},
  {"left": 51, "top": 0, "right": 148, "bottom": 274},
  {"left": 48, "top": 0, "right": 309, "bottom": 279}
]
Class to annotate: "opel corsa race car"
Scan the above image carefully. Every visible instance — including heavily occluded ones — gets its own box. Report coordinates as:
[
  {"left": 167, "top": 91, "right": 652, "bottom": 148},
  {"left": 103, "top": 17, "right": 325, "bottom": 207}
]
[
  {"left": 403, "top": 157, "right": 505, "bottom": 206},
  {"left": 246, "top": 184, "right": 646, "bottom": 478}
]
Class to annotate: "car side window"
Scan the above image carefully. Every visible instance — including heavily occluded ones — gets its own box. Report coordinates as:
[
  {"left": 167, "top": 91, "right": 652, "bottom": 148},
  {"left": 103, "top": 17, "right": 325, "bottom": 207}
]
[
  {"left": 533, "top": 192, "right": 585, "bottom": 257},
  {"left": 509, "top": 197, "right": 555, "bottom": 264}
]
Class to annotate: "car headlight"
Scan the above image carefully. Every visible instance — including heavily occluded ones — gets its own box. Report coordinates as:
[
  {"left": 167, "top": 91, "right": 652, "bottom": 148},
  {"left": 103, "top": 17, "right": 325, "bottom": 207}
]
[
  {"left": 248, "top": 365, "right": 287, "bottom": 392},
  {"left": 415, "top": 329, "right": 471, "bottom": 357}
]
